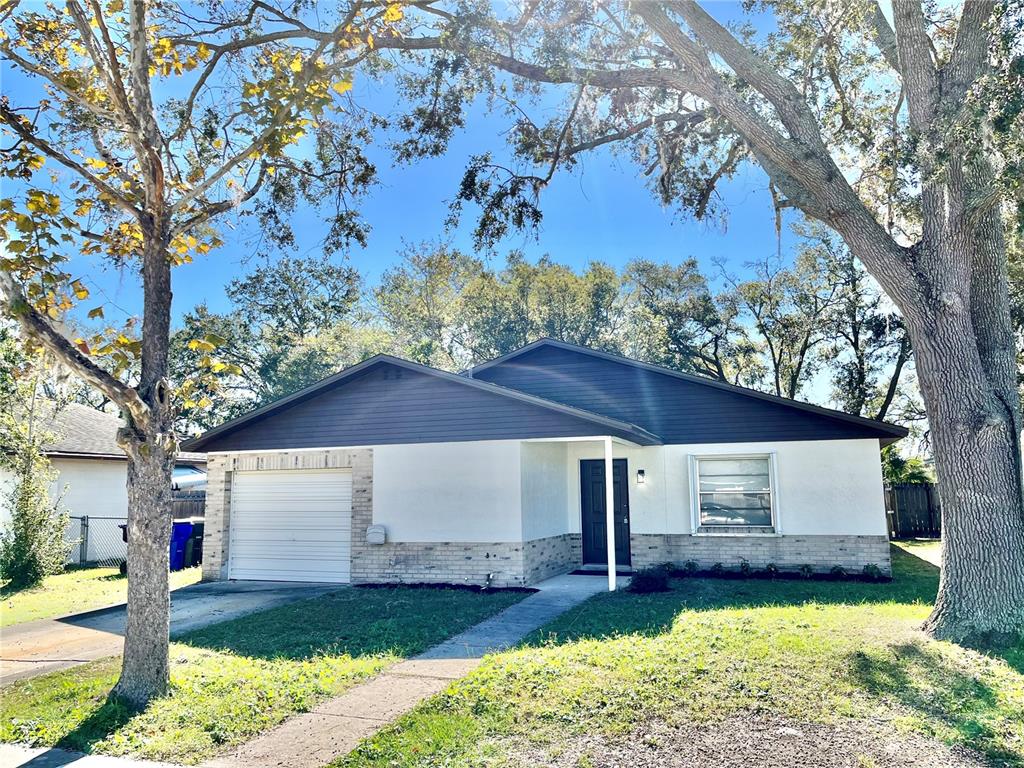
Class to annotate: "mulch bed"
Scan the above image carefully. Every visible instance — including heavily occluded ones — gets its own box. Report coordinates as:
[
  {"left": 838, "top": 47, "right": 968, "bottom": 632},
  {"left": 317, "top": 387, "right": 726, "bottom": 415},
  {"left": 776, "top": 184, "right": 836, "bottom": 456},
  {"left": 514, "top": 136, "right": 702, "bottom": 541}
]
[{"left": 507, "top": 715, "right": 998, "bottom": 768}]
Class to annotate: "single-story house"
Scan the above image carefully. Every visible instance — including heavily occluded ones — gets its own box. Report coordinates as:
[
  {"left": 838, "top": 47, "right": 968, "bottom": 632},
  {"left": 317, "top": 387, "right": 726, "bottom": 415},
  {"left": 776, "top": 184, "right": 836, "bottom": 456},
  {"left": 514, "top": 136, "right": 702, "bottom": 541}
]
[
  {"left": 0, "top": 402, "right": 206, "bottom": 563},
  {"left": 184, "top": 339, "right": 906, "bottom": 589}
]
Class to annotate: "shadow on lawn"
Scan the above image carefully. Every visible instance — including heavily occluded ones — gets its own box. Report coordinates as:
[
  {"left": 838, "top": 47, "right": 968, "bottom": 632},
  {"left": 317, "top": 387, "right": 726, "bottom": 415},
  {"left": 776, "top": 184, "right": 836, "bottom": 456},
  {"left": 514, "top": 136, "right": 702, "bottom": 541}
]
[
  {"left": 180, "top": 585, "right": 522, "bottom": 661},
  {"left": 849, "top": 641, "right": 1020, "bottom": 763},
  {"left": 54, "top": 689, "right": 135, "bottom": 756}
]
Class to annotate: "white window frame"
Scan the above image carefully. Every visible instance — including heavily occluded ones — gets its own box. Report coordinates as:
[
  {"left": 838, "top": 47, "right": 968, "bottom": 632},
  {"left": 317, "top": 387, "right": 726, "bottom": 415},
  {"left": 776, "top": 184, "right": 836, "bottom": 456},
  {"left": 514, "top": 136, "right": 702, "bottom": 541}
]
[{"left": 688, "top": 452, "right": 781, "bottom": 535}]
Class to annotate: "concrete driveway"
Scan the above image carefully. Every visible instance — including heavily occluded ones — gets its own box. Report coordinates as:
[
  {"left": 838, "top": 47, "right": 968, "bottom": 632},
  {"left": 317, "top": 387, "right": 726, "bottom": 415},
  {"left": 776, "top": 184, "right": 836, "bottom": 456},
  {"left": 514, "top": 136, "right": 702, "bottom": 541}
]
[{"left": 0, "top": 581, "right": 342, "bottom": 686}]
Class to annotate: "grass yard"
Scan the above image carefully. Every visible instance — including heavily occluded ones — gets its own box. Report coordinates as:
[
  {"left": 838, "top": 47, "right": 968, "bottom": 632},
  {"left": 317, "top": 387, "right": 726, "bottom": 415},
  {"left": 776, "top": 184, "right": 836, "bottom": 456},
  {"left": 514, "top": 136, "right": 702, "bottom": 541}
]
[
  {"left": 894, "top": 537, "right": 943, "bottom": 566},
  {"left": 340, "top": 548, "right": 1024, "bottom": 768},
  {"left": 0, "top": 566, "right": 201, "bottom": 627},
  {"left": 0, "top": 585, "right": 526, "bottom": 764}
]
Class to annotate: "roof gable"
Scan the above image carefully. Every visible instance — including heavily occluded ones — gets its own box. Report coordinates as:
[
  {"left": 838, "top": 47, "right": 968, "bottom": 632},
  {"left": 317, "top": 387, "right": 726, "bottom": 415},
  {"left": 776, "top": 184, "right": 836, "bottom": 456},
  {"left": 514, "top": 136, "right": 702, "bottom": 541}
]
[
  {"left": 184, "top": 355, "right": 659, "bottom": 452},
  {"left": 470, "top": 340, "right": 907, "bottom": 445}
]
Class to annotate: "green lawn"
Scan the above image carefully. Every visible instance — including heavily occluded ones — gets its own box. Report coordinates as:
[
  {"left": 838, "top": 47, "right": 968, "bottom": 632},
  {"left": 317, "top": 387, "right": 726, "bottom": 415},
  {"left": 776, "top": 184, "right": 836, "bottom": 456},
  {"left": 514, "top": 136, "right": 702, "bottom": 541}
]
[
  {"left": 0, "top": 586, "right": 526, "bottom": 764},
  {"left": 339, "top": 548, "right": 1024, "bottom": 768},
  {"left": 0, "top": 566, "right": 202, "bottom": 627},
  {"left": 894, "top": 537, "right": 943, "bottom": 566}
]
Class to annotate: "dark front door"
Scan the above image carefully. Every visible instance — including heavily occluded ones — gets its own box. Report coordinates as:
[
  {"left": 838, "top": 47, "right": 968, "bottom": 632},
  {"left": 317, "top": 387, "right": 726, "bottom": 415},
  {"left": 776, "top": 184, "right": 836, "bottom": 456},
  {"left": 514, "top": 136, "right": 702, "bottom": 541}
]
[{"left": 580, "top": 459, "right": 631, "bottom": 566}]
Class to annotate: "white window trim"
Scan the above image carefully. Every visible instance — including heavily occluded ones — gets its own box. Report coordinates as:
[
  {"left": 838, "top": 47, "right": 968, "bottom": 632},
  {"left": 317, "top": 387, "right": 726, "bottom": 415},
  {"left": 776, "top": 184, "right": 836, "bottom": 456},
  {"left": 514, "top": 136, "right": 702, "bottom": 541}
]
[{"left": 688, "top": 452, "right": 781, "bottom": 536}]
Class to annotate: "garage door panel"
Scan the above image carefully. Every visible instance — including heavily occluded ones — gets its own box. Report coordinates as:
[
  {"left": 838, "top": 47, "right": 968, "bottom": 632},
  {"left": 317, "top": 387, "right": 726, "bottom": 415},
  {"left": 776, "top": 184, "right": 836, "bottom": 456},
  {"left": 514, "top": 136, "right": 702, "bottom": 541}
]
[
  {"left": 229, "top": 469, "right": 352, "bottom": 583},
  {"left": 231, "top": 544, "right": 352, "bottom": 559}
]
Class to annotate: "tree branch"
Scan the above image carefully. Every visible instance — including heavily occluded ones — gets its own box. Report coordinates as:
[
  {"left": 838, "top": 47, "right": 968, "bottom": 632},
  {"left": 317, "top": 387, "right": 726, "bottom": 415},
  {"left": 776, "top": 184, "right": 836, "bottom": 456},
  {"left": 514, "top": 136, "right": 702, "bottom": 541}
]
[
  {"left": 695, "top": 139, "right": 742, "bottom": 219},
  {"left": 558, "top": 110, "right": 709, "bottom": 157},
  {"left": 0, "top": 43, "right": 117, "bottom": 123},
  {"left": 171, "top": 164, "right": 267, "bottom": 234},
  {"left": 0, "top": 102, "right": 141, "bottom": 218},
  {"left": 171, "top": 33, "right": 337, "bottom": 213},
  {"left": 0, "top": 270, "right": 150, "bottom": 430},
  {"left": 944, "top": 0, "right": 995, "bottom": 102},
  {"left": 891, "top": 0, "right": 939, "bottom": 131},
  {"left": 869, "top": 2, "right": 901, "bottom": 72},
  {"left": 668, "top": 0, "right": 828, "bottom": 151}
]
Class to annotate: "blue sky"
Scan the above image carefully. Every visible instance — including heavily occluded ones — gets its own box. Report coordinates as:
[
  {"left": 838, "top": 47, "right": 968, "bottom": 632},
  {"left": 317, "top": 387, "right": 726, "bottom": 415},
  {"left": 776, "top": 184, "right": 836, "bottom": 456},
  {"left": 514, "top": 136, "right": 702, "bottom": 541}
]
[{"left": 1, "top": 1, "right": 800, "bottom": 328}]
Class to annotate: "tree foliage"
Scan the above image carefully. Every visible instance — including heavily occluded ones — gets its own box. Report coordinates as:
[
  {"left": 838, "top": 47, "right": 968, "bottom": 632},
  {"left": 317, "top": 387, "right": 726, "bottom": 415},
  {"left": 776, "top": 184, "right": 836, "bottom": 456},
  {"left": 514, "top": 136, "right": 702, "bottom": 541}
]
[
  {"left": 0, "top": 0, "right": 407, "bottom": 704},
  {"left": 0, "top": 327, "right": 72, "bottom": 590}
]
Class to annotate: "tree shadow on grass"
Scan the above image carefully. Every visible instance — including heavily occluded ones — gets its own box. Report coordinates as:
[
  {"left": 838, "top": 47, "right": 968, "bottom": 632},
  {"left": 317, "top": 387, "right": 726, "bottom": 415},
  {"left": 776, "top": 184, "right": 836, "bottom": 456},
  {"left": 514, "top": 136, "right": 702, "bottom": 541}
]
[
  {"left": 180, "top": 585, "right": 526, "bottom": 661},
  {"left": 848, "top": 640, "right": 1020, "bottom": 764},
  {"left": 52, "top": 692, "right": 135, "bottom": 756}
]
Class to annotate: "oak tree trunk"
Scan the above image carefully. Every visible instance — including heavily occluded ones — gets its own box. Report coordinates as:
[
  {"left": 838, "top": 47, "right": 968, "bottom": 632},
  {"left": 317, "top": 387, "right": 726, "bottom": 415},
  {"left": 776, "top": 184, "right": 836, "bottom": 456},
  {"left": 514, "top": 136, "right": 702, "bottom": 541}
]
[{"left": 900, "top": 253, "right": 1024, "bottom": 643}]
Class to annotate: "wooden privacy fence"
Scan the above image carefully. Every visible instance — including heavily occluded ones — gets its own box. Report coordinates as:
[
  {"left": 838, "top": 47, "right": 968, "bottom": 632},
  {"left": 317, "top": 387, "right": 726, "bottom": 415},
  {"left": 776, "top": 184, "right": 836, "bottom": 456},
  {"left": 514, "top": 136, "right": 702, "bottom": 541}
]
[
  {"left": 886, "top": 482, "right": 941, "bottom": 539},
  {"left": 172, "top": 491, "right": 206, "bottom": 520}
]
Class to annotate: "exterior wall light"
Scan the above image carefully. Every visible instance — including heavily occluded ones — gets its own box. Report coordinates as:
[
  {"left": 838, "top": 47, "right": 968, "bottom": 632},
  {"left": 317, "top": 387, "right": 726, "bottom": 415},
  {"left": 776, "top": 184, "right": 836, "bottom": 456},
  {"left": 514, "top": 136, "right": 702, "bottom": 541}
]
[{"left": 637, "top": 469, "right": 646, "bottom": 485}]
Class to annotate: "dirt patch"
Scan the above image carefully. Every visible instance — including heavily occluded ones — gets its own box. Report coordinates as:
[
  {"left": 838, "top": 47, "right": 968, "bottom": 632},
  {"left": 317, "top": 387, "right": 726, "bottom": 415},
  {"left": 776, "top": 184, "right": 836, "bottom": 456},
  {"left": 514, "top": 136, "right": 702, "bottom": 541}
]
[{"left": 507, "top": 715, "right": 998, "bottom": 768}]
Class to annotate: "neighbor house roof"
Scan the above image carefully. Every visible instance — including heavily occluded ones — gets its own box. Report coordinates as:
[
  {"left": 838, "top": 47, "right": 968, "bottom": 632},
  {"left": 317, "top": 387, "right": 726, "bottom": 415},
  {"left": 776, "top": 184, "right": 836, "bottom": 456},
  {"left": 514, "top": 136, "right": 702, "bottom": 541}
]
[
  {"left": 183, "top": 354, "right": 662, "bottom": 452},
  {"left": 468, "top": 338, "right": 908, "bottom": 445},
  {"left": 32, "top": 402, "right": 206, "bottom": 464},
  {"left": 184, "top": 342, "right": 907, "bottom": 453}
]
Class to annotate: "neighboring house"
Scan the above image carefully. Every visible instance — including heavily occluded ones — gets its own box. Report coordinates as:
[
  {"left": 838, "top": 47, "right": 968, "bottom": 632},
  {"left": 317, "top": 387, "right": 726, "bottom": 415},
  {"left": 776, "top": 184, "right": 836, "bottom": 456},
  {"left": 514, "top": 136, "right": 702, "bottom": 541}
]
[
  {"left": 0, "top": 402, "right": 206, "bottom": 563},
  {"left": 184, "top": 339, "right": 907, "bottom": 588}
]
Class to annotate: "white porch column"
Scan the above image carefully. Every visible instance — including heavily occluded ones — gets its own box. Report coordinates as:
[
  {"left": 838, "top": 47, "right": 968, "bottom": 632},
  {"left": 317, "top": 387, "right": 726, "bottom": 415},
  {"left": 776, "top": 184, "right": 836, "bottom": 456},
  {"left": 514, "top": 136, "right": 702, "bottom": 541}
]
[{"left": 604, "top": 436, "right": 616, "bottom": 592}]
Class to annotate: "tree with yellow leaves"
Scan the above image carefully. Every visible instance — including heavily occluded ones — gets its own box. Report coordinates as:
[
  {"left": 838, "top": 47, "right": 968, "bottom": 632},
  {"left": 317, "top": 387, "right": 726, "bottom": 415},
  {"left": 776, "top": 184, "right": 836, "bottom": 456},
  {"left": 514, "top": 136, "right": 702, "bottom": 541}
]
[{"left": 0, "top": 0, "right": 405, "bottom": 705}]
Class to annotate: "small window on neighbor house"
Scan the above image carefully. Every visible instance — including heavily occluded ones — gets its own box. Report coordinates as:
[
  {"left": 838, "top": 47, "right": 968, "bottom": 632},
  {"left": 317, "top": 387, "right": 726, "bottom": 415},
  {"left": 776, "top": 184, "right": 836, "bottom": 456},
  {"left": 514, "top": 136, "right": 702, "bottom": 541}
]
[{"left": 695, "top": 456, "right": 773, "bottom": 527}]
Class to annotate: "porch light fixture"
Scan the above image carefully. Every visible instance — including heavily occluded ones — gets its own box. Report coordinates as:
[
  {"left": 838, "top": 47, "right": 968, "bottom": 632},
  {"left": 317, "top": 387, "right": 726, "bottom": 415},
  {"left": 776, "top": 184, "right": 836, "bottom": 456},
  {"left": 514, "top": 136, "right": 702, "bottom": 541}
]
[{"left": 637, "top": 469, "right": 646, "bottom": 485}]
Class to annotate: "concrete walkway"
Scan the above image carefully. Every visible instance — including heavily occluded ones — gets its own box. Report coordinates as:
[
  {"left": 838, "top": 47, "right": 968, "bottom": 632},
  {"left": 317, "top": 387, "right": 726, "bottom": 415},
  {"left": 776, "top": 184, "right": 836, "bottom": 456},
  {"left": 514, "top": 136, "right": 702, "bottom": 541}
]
[
  {"left": 204, "top": 574, "right": 622, "bottom": 768},
  {"left": 1, "top": 581, "right": 341, "bottom": 685}
]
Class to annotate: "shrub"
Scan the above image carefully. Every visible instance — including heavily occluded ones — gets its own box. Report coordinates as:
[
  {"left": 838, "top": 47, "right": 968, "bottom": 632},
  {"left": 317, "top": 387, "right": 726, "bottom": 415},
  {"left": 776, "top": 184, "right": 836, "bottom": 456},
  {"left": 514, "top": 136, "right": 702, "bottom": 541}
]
[
  {"left": 710, "top": 562, "right": 725, "bottom": 576},
  {"left": 0, "top": 454, "right": 71, "bottom": 589},
  {"left": 682, "top": 560, "right": 699, "bottom": 575},
  {"left": 798, "top": 564, "right": 815, "bottom": 579},
  {"left": 628, "top": 566, "right": 671, "bottom": 593},
  {"left": 738, "top": 558, "right": 752, "bottom": 577},
  {"left": 862, "top": 563, "right": 885, "bottom": 581},
  {"left": 763, "top": 562, "right": 779, "bottom": 579},
  {"left": 830, "top": 565, "right": 847, "bottom": 578}
]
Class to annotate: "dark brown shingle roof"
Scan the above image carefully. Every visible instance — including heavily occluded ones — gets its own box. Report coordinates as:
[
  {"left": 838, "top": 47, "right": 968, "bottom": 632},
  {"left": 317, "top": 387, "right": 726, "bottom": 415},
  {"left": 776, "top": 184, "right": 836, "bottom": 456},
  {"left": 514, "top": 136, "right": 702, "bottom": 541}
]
[{"left": 36, "top": 402, "right": 205, "bottom": 463}]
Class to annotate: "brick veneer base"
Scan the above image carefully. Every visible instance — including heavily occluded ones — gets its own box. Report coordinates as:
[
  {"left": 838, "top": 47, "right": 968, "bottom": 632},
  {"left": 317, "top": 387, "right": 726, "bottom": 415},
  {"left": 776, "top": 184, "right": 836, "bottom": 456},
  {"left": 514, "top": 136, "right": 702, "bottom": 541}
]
[
  {"left": 523, "top": 533, "right": 582, "bottom": 584},
  {"left": 629, "top": 533, "right": 892, "bottom": 575}
]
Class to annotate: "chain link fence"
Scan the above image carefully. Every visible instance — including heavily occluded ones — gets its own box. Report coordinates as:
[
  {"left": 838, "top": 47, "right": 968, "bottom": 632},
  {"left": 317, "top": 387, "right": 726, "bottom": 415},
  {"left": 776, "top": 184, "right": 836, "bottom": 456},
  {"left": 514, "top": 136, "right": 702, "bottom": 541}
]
[{"left": 65, "top": 514, "right": 128, "bottom": 567}]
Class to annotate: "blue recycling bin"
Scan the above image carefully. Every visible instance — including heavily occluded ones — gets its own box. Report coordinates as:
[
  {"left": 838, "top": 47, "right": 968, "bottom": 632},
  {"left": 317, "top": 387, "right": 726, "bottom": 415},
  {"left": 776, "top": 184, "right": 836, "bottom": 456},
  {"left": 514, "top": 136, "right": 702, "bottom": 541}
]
[{"left": 169, "top": 521, "right": 194, "bottom": 572}]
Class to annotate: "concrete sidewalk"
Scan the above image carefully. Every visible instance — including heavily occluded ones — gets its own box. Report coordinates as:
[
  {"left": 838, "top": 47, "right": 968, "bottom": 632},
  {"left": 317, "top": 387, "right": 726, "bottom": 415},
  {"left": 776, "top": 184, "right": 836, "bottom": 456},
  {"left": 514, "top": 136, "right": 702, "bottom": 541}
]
[
  {"left": 1, "top": 581, "right": 341, "bottom": 685},
  {"left": 204, "top": 574, "right": 622, "bottom": 768}
]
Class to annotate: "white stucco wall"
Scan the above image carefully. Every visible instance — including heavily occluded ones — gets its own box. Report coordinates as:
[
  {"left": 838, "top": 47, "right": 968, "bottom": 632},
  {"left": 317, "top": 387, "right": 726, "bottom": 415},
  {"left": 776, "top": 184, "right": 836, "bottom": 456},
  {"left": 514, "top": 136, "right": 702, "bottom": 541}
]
[
  {"left": 520, "top": 441, "right": 570, "bottom": 540},
  {"left": 50, "top": 458, "right": 129, "bottom": 519},
  {"left": 0, "top": 467, "right": 16, "bottom": 532},
  {"left": 564, "top": 438, "right": 887, "bottom": 537},
  {"left": 222, "top": 436, "right": 886, "bottom": 551},
  {"left": 1, "top": 458, "right": 129, "bottom": 563},
  {"left": 373, "top": 441, "right": 524, "bottom": 542}
]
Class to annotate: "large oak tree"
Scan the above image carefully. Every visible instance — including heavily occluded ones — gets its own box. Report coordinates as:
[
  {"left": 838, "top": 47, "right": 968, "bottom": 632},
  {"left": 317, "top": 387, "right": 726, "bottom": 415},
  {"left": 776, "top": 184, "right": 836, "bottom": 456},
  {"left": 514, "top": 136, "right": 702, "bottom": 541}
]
[{"left": 377, "top": 0, "right": 1023, "bottom": 642}]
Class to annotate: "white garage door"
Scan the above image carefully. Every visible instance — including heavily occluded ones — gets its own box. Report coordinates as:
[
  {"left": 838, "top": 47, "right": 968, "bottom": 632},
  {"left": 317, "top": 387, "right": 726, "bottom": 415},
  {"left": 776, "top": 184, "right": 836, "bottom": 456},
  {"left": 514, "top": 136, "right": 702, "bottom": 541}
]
[{"left": 229, "top": 469, "right": 352, "bottom": 583}]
